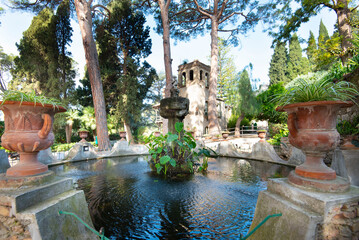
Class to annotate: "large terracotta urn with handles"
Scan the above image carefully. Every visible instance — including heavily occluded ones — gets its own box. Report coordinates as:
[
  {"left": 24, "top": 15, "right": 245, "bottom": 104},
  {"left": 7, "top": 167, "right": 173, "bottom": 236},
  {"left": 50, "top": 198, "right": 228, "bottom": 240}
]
[
  {"left": 277, "top": 101, "right": 352, "bottom": 192},
  {"left": 0, "top": 101, "right": 66, "bottom": 177}
]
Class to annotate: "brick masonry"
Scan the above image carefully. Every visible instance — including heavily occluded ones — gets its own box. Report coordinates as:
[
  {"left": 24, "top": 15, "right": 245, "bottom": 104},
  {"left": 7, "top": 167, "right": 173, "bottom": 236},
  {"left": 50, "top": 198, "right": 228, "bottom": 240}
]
[
  {"left": 318, "top": 201, "right": 359, "bottom": 240},
  {"left": 0, "top": 202, "right": 31, "bottom": 240}
]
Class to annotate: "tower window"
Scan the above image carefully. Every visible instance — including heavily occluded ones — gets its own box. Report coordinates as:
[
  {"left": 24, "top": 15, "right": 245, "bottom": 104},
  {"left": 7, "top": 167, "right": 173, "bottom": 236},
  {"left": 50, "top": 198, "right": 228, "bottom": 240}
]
[
  {"left": 182, "top": 72, "right": 186, "bottom": 86},
  {"left": 205, "top": 73, "right": 209, "bottom": 87},
  {"left": 190, "top": 70, "right": 194, "bottom": 80}
]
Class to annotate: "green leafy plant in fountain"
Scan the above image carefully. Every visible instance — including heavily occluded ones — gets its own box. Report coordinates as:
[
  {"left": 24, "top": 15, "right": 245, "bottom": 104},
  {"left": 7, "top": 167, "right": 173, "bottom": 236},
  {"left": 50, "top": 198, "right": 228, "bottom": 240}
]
[
  {"left": 0, "top": 90, "right": 65, "bottom": 109},
  {"left": 273, "top": 71, "right": 359, "bottom": 106},
  {"left": 144, "top": 122, "right": 216, "bottom": 177}
]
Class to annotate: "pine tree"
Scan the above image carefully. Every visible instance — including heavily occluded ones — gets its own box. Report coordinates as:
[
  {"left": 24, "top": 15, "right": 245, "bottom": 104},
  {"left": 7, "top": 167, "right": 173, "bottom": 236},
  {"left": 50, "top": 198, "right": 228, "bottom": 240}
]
[
  {"left": 269, "top": 42, "right": 288, "bottom": 85},
  {"left": 287, "top": 33, "right": 309, "bottom": 81}
]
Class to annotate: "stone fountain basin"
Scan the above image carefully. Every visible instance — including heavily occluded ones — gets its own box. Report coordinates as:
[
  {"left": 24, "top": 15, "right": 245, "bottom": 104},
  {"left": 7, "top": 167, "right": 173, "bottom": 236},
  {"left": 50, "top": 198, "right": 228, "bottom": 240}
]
[{"left": 159, "top": 97, "right": 189, "bottom": 118}]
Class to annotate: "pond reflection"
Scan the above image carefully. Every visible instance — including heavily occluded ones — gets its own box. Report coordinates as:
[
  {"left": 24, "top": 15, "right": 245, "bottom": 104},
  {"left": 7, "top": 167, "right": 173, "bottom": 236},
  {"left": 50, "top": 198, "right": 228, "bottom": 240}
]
[{"left": 51, "top": 157, "right": 293, "bottom": 239}]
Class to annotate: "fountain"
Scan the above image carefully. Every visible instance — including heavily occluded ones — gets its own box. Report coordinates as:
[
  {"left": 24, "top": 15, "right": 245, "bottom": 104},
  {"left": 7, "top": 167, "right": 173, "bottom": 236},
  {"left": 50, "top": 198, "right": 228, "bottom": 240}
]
[{"left": 159, "top": 79, "right": 189, "bottom": 134}]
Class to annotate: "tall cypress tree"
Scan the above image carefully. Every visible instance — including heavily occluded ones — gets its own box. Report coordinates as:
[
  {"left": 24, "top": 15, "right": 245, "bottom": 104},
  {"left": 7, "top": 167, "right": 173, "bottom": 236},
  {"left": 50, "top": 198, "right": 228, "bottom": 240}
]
[
  {"left": 10, "top": 6, "right": 75, "bottom": 102},
  {"left": 229, "top": 69, "right": 257, "bottom": 136},
  {"left": 96, "top": 0, "right": 156, "bottom": 143},
  {"left": 11, "top": 8, "right": 59, "bottom": 95},
  {"left": 306, "top": 31, "right": 317, "bottom": 66},
  {"left": 55, "top": 0, "right": 75, "bottom": 103},
  {"left": 318, "top": 19, "right": 330, "bottom": 46},
  {"left": 269, "top": 42, "right": 288, "bottom": 85},
  {"left": 315, "top": 20, "right": 338, "bottom": 71},
  {"left": 217, "top": 38, "right": 237, "bottom": 103},
  {"left": 287, "top": 33, "right": 310, "bottom": 81}
]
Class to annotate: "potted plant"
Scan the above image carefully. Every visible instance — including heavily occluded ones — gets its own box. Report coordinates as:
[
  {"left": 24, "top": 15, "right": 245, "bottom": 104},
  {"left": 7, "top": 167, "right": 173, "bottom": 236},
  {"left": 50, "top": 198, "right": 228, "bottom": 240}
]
[
  {"left": 257, "top": 129, "right": 267, "bottom": 142},
  {"left": 78, "top": 128, "right": 89, "bottom": 142},
  {"left": 0, "top": 90, "right": 66, "bottom": 177},
  {"left": 118, "top": 128, "right": 126, "bottom": 141},
  {"left": 221, "top": 131, "right": 230, "bottom": 139},
  {"left": 275, "top": 72, "right": 358, "bottom": 192}
]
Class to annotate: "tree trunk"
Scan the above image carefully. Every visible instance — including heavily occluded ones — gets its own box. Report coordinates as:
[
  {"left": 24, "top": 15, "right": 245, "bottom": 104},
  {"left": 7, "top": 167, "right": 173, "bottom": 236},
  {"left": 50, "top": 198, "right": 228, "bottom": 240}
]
[
  {"left": 158, "top": 0, "right": 173, "bottom": 98},
  {"left": 235, "top": 113, "right": 245, "bottom": 137},
  {"left": 74, "top": 0, "right": 111, "bottom": 151},
  {"left": 65, "top": 124, "right": 71, "bottom": 143},
  {"left": 335, "top": 0, "right": 352, "bottom": 64},
  {"left": 208, "top": 18, "right": 221, "bottom": 136},
  {"left": 158, "top": 0, "right": 172, "bottom": 135},
  {"left": 124, "top": 121, "right": 134, "bottom": 144}
]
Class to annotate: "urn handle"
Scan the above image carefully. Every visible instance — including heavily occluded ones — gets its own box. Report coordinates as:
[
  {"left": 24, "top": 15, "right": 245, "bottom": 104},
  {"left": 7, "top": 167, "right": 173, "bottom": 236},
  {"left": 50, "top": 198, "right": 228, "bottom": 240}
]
[
  {"left": 38, "top": 114, "right": 52, "bottom": 139},
  {"left": 288, "top": 112, "right": 298, "bottom": 138}
]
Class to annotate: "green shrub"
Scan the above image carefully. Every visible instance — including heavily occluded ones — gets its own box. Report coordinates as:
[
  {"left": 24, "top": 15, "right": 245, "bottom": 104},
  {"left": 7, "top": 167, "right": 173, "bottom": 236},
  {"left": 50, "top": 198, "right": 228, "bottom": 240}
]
[
  {"left": 227, "top": 114, "right": 238, "bottom": 129},
  {"left": 337, "top": 115, "right": 359, "bottom": 136},
  {"left": 51, "top": 143, "right": 77, "bottom": 152},
  {"left": 267, "top": 123, "right": 288, "bottom": 145},
  {"left": 240, "top": 117, "right": 251, "bottom": 126}
]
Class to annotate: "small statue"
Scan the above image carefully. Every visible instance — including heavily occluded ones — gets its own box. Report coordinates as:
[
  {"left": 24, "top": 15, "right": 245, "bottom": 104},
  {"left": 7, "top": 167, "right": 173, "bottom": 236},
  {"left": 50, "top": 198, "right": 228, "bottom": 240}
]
[{"left": 170, "top": 77, "right": 179, "bottom": 98}]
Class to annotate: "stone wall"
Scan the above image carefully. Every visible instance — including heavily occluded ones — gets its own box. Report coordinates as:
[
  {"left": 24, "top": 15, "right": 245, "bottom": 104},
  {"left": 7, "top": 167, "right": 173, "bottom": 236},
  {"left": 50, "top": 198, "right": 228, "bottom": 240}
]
[
  {"left": 319, "top": 201, "right": 359, "bottom": 240},
  {"left": 338, "top": 99, "right": 359, "bottom": 122},
  {"left": 0, "top": 200, "right": 31, "bottom": 240}
]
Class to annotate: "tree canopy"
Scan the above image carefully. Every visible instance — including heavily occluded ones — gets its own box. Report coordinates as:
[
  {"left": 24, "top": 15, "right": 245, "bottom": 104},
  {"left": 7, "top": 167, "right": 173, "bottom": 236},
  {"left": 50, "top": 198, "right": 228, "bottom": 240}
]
[{"left": 271, "top": 0, "right": 358, "bottom": 64}]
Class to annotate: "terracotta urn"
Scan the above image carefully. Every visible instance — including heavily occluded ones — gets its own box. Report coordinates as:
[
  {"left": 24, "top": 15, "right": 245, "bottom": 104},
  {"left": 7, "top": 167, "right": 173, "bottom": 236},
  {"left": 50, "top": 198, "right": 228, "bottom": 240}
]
[
  {"left": 277, "top": 101, "right": 352, "bottom": 192},
  {"left": 154, "top": 131, "right": 161, "bottom": 137},
  {"left": 340, "top": 135, "right": 358, "bottom": 149},
  {"left": 78, "top": 130, "right": 89, "bottom": 143},
  {"left": 222, "top": 132, "right": 229, "bottom": 139},
  {"left": 257, "top": 130, "right": 266, "bottom": 142},
  {"left": 0, "top": 101, "right": 66, "bottom": 177},
  {"left": 119, "top": 131, "right": 127, "bottom": 141}
]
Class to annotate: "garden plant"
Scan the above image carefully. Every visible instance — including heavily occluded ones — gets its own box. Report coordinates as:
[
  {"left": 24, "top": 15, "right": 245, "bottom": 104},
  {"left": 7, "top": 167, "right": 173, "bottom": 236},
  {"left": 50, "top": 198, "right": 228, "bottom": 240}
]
[{"left": 144, "top": 122, "right": 216, "bottom": 178}]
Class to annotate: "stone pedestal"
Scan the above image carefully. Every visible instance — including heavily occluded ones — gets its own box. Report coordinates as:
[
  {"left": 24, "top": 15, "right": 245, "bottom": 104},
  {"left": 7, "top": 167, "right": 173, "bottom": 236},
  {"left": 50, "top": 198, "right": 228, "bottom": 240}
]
[
  {"left": 38, "top": 148, "right": 56, "bottom": 165},
  {"left": 0, "top": 177, "right": 97, "bottom": 239},
  {"left": 0, "top": 149, "right": 10, "bottom": 173},
  {"left": 64, "top": 142, "right": 98, "bottom": 161},
  {"left": 331, "top": 149, "right": 359, "bottom": 187},
  {"left": 249, "top": 178, "right": 359, "bottom": 240},
  {"left": 250, "top": 141, "right": 288, "bottom": 164}
]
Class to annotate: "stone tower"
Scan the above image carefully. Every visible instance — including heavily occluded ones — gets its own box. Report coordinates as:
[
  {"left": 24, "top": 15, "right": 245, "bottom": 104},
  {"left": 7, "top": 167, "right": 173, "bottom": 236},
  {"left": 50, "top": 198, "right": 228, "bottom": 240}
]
[{"left": 178, "top": 60, "right": 229, "bottom": 136}]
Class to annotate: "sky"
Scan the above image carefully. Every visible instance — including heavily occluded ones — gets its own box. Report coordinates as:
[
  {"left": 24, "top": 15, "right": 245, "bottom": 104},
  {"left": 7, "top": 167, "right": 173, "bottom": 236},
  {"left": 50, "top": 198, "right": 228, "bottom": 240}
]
[{"left": 0, "top": 3, "right": 337, "bottom": 88}]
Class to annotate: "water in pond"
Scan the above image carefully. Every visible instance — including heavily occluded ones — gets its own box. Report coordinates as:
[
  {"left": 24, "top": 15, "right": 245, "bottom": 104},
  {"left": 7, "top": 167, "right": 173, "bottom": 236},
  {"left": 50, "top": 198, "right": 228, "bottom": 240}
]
[{"left": 51, "top": 157, "right": 292, "bottom": 239}]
